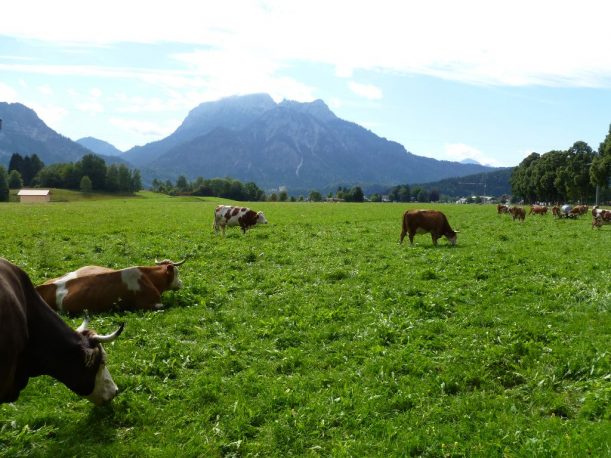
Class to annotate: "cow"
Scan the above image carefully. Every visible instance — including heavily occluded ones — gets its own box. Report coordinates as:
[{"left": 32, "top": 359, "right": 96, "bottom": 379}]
[
  {"left": 591, "top": 206, "right": 611, "bottom": 229},
  {"left": 509, "top": 206, "right": 526, "bottom": 221},
  {"left": 36, "top": 259, "right": 185, "bottom": 314},
  {"left": 213, "top": 205, "right": 268, "bottom": 235},
  {"left": 552, "top": 206, "right": 560, "bottom": 218},
  {"left": 400, "top": 210, "right": 458, "bottom": 246},
  {"left": 0, "top": 258, "right": 124, "bottom": 405},
  {"left": 529, "top": 205, "right": 548, "bottom": 215},
  {"left": 497, "top": 204, "right": 509, "bottom": 214}
]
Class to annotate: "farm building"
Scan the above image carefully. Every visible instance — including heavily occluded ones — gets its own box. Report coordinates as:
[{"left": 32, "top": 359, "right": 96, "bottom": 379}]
[{"left": 17, "top": 189, "right": 51, "bottom": 203}]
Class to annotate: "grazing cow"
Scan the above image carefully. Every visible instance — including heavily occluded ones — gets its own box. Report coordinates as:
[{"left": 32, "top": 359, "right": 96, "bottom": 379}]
[
  {"left": 0, "top": 258, "right": 124, "bottom": 405},
  {"left": 497, "top": 204, "right": 509, "bottom": 214},
  {"left": 213, "top": 205, "right": 268, "bottom": 235},
  {"left": 509, "top": 206, "right": 526, "bottom": 221},
  {"left": 400, "top": 210, "right": 458, "bottom": 246},
  {"left": 591, "top": 206, "right": 611, "bottom": 229},
  {"left": 529, "top": 205, "right": 548, "bottom": 215},
  {"left": 36, "top": 259, "right": 185, "bottom": 314},
  {"left": 552, "top": 206, "right": 560, "bottom": 218}
]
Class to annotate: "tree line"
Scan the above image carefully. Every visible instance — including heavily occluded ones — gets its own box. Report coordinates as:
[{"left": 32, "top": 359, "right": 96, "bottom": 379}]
[
  {"left": 511, "top": 125, "right": 611, "bottom": 204},
  {"left": 0, "top": 153, "right": 142, "bottom": 201}
]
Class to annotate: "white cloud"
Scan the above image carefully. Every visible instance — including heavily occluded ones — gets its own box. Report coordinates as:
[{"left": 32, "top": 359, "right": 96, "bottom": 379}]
[
  {"left": 2, "top": 1, "right": 611, "bottom": 88},
  {"left": 443, "top": 143, "right": 504, "bottom": 167},
  {"left": 29, "top": 103, "right": 68, "bottom": 130},
  {"left": 0, "top": 82, "right": 18, "bottom": 102},
  {"left": 348, "top": 82, "right": 383, "bottom": 100}
]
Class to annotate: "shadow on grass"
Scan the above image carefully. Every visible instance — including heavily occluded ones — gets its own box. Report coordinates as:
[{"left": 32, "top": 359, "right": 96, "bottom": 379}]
[{"left": 45, "top": 404, "right": 121, "bottom": 454}]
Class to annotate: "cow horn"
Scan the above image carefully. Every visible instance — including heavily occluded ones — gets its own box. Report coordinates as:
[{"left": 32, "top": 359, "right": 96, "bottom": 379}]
[
  {"left": 172, "top": 258, "right": 186, "bottom": 266},
  {"left": 92, "top": 322, "right": 125, "bottom": 343},
  {"left": 76, "top": 311, "right": 91, "bottom": 333}
]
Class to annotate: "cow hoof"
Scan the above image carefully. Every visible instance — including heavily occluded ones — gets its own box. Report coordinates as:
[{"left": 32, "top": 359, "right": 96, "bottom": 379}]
[{"left": 154, "top": 303, "right": 164, "bottom": 310}]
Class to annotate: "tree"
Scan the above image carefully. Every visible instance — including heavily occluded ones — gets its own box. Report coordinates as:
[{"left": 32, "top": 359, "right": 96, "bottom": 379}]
[
  {"left": 8, "top": 170, "right": 23, "bottom": 189},
  {"left": 369, "top": 193, "right": 382, "bottom": 202},
  {"left": 309, "top": 190, "right": 322, "bottom": 202},
  {"left": 131, "top": 169, "right": 142, "bottom": 192},
  {"left": 591, "top": 124, "right": 611, "bottom": 194},
  {"left": 106, "top": 164, "right": 119, "bottom": 192},
  {"left": 78, "top": 154, "right": 106, "bottom": 190},
  {"left": 80, "top": 175, "right": 93, "bottom": 193},
  {"left": 117, "top": 165, "right": 132, "bottom": 192},
  {"left": 176, "top": 175, "right": 189, "bottom": 192},
  {"left": 0, "top": 166, "right": 9, "bottom": 202}
]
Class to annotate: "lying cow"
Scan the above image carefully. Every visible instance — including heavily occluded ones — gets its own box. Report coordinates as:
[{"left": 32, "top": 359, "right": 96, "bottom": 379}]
[
  {"left": 509, "top": 206, "right": 526, "bottom": 221},
  {"left": 36, "top": 259, "right": 185, "bottom": 314},
  {"left": 400, "top": 209, "right": 458, "bottom": 246},
  {"left": 0, "top": 258, "right": 124, "bottom": 405},
  {"left": 213, "top": 205, "right": 268, "bottom": 235}
]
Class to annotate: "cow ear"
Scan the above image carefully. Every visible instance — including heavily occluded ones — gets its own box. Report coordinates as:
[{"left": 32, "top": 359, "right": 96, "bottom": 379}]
[{"left": 165, "top": 264, "right": 175, "bottom": 275}]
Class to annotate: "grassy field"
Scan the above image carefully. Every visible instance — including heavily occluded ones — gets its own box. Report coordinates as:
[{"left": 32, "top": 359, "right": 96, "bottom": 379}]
[{"left": 0, "top": 195, "right": 609, "bottom": 457}]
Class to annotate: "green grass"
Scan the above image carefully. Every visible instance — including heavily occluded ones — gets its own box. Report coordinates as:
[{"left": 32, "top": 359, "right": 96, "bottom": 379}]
[{"left": 0, "top": 199, "right": 609, "bottom": 457}]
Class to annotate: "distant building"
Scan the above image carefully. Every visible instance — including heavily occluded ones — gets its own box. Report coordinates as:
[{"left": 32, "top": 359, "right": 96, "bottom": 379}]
[{"left": 18, "top": 189, "right": 51, "bottom": 203}]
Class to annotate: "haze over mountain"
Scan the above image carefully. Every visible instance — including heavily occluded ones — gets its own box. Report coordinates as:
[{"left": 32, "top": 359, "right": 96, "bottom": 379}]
[
  {"left": 1, "top": 95, "right": 498, "bottom": 192},
  {"left": 0, "top": 102, "right": 130, "bottom": 167},
  {"left": 125, "top": 94, "right": 495, "bottom": 191},
  {"left": 77, "top": 136, "right": 123, "bottom": 156}
]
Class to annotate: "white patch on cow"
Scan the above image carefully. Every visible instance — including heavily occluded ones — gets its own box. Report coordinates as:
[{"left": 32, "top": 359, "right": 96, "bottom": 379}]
[
  {"left": 85, "top": 349, "right": 118, "bottom": 405},
  {"left": 121, "top": 268, "right": 142, "bottom": 292},
  {"left": 53, "top": 270, "right": 78, "bottom": 312}
]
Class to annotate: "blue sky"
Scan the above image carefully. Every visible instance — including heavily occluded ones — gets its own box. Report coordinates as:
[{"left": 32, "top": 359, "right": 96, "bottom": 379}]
[{"left": 1, "top": 0, "right": 610, "bottom": 167}]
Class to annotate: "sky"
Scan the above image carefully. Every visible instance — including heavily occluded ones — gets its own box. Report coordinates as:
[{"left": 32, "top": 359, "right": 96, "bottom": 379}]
[{"left": 1, "top": 0, "right": 610, "bottom": 167}]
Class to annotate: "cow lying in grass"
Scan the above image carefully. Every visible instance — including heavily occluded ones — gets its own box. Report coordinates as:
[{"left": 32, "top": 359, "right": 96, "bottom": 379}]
[{"left": 36, "top": 259, "right": 185, "bottom": 313}]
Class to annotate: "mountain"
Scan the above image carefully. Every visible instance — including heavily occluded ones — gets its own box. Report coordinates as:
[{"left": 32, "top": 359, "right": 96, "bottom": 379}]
[
  {"left": 123, "top": 93, "right": 277, "bottom": 167},
  {"left": 133, "top": 94, "right": 495, "bottom": 191},
  {"left": 77, "top": 137, "right": 123, "bottom": 156},
  {"left": 416, "top": 168, "right": 514, "bottom": 197},
  {"left": 0, "top": 102, "right": 134, "bottom": 168},
  {"left": 0, "top": 102, "right": 93, "bottom": 166}
]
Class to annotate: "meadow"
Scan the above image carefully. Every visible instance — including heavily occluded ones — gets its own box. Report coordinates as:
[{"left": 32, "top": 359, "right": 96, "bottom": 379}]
[{"left": 0, "top": 193, "right": 609, "bottom": 457}]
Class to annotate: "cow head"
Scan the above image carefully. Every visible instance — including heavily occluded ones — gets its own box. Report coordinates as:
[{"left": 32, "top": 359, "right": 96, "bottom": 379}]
[
  {"left": 70, "top": 316, "right": 124, "bottom": 405},
  {"left": 155, "top": 258, "right": 185, "bottom": 290},
  {"left": 256, "top": 211, "right": 268, "bottom": 225},
  {"left": 447, "top": 231, "right": 458, "bottom": 246}
]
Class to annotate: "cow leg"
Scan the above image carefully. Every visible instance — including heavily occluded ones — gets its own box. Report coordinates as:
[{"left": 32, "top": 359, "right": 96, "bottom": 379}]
[
  {"left": 400, "top": 229, "right": 406, "bottom": 244},
  {"left": 409, "top": 233, "right": 415, "bottom": 245},
  {"left": 431, "top": 235, "right": 438, "bottom": 246}
]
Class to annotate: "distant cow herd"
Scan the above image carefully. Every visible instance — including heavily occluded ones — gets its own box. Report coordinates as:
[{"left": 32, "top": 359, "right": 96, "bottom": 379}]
[
  {"left": 497, "top": 203, "right": 610, "bottom": 228},
  {"left": 1, "top": 201, "right": 608, "bottom": 406}
]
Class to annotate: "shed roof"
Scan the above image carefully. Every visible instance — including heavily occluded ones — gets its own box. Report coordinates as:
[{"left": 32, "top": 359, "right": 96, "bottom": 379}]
[{"left": 18, "top": 189, "right": 50, "bottom": 196}]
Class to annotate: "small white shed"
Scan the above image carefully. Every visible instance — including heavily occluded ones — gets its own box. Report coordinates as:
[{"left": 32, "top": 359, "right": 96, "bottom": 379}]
[{"left": 18, "top": 189, "right": 51, "bottom": 203}]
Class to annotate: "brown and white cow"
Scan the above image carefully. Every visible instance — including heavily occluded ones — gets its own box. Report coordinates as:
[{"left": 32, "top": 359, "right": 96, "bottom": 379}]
[
  {"left": 509, "top": 206, "right": 526, "bottom": 221},
  {"left": 0, "top": 258, "right": 124, "bottom": 405},
  {"left": 497, "top": 204, "right": 509, "bottom": 214},
  {"left": 591, "top": 206, "right": 611, "bottom": 229},
  {"left": 529, "top": 205, "right": 548, "bottom": 215},
  {"left": 400, "top": 210, "right": 458, "bottom": 246},
  {"left": 36, "top": 259, "right": 184, "bottom": 314},
  {"left": 213, "top": 205, "right": 268, "bottom": 235}
]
